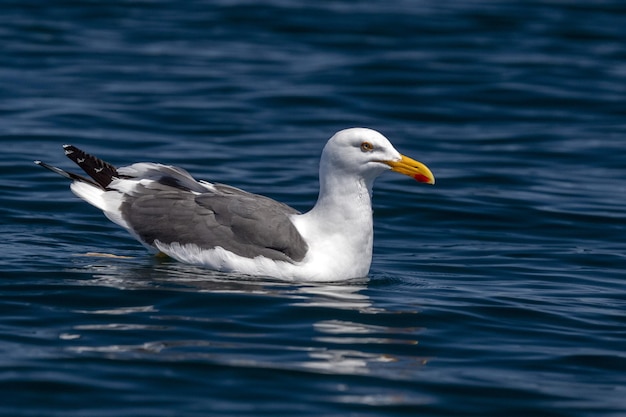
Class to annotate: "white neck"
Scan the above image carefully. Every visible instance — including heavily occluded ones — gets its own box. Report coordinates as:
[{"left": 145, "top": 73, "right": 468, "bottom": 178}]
[
  {"left": 311, "top": 167, "right": 374, "bottom": 227},
  {"left": 291, "top": 167, "right": 376, "bottom": 279}
]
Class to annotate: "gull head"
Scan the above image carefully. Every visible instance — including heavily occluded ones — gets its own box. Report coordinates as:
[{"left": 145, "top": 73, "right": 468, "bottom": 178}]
[{"left": 321, "top": 128, "right": 435, "bottom": 185}]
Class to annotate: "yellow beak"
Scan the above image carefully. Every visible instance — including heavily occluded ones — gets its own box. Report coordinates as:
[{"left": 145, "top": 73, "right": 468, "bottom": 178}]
[{"left": 384, "top": 154, "right": 435, "bottom": 185}]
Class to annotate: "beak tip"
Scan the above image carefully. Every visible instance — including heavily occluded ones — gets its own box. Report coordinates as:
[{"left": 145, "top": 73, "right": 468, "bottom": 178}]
[
  {"left": 414, "top": 173, "right": 435, "bottom": 185},
  {"left": 386, "top": 154, "right": 435, "bottom": 185}
]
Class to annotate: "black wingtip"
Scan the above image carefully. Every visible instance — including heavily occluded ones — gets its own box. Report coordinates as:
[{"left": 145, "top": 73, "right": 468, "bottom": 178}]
[
  {"left": 35, "top": 158, "right": 102, "bottom": 188},
  {"left": 35, "top": 160, "right": 70, "bottom": 178},
  {"left": 63, "top": 145, "right": 119, "bottom": 189}
]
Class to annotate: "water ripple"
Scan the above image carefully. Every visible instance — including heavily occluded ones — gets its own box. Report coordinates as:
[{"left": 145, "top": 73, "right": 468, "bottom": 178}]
[{"left": 2, "top": 1, "right": 626, "bottom": 416}]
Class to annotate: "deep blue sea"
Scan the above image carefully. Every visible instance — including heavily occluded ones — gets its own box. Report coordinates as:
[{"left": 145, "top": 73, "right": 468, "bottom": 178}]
[{"left": 2, "top": 1, "right": 625, "bottom": 416}]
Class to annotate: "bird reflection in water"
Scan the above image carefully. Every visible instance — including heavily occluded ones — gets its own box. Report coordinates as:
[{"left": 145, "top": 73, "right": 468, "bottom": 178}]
[{"left": 64, "top": 258, "right": 427, "bottom": 387}]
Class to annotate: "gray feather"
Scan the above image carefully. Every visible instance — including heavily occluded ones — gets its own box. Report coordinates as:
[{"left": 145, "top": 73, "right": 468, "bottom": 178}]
[{"left": 120, "top": 179, "right": 308, "bottom": 263}]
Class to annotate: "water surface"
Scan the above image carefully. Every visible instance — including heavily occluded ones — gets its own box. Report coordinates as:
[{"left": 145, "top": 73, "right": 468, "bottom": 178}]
[{"left": 1, "top": 1, "right": 625, "bottom": 416}]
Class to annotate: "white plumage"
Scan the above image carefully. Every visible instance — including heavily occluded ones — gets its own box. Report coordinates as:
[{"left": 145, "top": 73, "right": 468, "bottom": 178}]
[{"left": 36, "top": 128, "right": 434, "bottom": 281}]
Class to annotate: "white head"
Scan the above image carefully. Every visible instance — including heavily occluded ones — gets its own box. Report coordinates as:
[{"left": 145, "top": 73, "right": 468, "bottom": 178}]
[
  {"left": 296, "top": 128, "right": 434, "bottom": 279},
  {"left": 320, "top": 128, "right": 435, "bottom": 185}
]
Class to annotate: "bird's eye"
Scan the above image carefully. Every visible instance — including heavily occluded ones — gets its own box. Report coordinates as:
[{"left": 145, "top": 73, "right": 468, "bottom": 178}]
[{"left": 360, "top": 142, "right": 374, "bottom": 152}]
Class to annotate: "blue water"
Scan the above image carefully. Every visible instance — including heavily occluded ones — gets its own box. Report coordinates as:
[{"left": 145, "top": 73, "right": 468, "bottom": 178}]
[{"left": 2, "top": 1, "right": 626, "bottom": 415}]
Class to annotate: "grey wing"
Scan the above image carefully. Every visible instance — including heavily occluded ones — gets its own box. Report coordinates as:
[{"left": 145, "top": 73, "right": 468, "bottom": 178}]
[
  {"left": 120, "top": 181, "right": 309, "bottom": 263},
  {"left": 202, "top": 184, "right": 308, "bottom": 261},
  {"left": 118, "top": 163, "right": 210, "bottom": 193}
]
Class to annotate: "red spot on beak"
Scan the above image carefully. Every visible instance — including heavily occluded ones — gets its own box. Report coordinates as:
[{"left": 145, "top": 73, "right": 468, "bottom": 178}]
[{"left": 413, "top": 173, "right": 432, "bottom": 183}]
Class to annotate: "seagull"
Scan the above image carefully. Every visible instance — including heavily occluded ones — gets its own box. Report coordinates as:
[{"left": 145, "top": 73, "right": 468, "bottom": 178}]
[{"left": 35, "top": 128, "right": 434, "bottom": 281}]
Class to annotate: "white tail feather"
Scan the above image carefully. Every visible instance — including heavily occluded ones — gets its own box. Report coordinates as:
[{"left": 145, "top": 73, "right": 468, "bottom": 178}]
[
  {"left": 70, "top": 182, "right": 107, "bottom": 210},
  {"left": 70, "top": 181, "right": 129, "bottom": 230}
]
